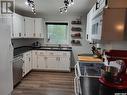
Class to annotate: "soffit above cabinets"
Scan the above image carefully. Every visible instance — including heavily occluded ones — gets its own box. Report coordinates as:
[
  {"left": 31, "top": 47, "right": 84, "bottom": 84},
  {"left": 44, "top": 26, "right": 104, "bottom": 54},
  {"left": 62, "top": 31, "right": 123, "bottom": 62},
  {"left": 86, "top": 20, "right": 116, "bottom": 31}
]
[{"left": 15, "top": 0, "right": 96, "bottom": 17}]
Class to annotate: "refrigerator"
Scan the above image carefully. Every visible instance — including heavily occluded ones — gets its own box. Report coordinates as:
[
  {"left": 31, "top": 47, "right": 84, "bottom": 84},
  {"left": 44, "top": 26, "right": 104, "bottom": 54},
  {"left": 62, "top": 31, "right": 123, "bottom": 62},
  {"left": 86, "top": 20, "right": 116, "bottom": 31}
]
[{"left": 0, "top": 21, "right": 13, "bottom": 94}]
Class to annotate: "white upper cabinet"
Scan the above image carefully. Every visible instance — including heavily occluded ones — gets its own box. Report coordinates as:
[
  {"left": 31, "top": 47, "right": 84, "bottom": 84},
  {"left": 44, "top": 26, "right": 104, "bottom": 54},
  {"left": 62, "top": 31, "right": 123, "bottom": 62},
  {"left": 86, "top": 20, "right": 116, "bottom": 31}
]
[
  {"left": 34, "top": 18, "right": 43, "bottom": 38},
  {"left": 101, "top": 8, "right": 127, "bottom": 43},
  {"left": 13, "top": 13, "right": 24, "bottom": 38},
  {"left": 24, "top": 17, "right": 35, "bottom": 38},
  {"left": 86, "top": 0, "right": 127, "bottom": 43},
  {"left": 12, "top": 13, "right": 43, "bottom": 39},
  {"left": 86, "top": 7, "right": 94, "bottom": 42}
]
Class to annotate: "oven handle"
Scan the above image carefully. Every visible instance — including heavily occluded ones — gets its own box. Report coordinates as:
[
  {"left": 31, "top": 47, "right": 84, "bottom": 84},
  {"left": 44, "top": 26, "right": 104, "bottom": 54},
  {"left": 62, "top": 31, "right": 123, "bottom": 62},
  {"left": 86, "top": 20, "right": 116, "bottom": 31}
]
[
  {"left": 75, "top": 61, "right": 81, "bottom": 77},
  {"left": 74, "top": 77, "right": 78, "bottom": 95},
  {"left": 75, "top": 64, "right": 78, "bottom": 77},
  {"left": 74, "top": 77, "right": 82, "bottom": 95}
]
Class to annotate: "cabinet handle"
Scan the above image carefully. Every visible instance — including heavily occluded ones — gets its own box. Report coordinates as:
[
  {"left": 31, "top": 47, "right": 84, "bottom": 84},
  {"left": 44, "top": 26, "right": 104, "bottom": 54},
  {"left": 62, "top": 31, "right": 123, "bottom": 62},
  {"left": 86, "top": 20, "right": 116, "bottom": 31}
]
[
  {"left": 87, "top": 34, "right": 88, "bottom": 39},
  {"left": 29, "top": 58, "right": 30, "bottom": 62},
  {"left": 19, "top": 33, "right": 21, "bottom": 37},
  {"left": 24, "top": 33, "right": 26, "bottom": 36},
  {"left": 33, "top": 33, "right": 36, "bottom": 37}
]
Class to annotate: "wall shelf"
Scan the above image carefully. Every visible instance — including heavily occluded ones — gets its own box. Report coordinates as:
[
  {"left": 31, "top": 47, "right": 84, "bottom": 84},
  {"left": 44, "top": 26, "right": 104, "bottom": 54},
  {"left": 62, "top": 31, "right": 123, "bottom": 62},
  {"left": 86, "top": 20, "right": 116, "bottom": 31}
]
[{"left": 71, "top": 21, "right": 81, "bottom": 25}]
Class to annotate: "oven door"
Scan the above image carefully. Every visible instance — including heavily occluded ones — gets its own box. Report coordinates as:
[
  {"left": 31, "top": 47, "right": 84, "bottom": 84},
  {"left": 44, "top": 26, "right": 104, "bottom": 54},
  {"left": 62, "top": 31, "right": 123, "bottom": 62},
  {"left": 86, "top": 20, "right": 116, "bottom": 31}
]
[
  {"left": 74, "top": 76, "right": 82, "bottom": 95},
  {"left": 92, "top": 15, "right": 102, "bottom": 40}
]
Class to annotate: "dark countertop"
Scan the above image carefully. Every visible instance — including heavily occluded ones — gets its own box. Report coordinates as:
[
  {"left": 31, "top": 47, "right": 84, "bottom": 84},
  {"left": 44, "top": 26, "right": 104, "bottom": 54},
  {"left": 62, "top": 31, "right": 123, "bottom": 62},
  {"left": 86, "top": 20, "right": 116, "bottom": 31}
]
[
  {"left": 14, "top": 46, "right": 72, "bottom": 56},
  {"left": 80, "top": 77, "right": 127, "bottom": 95}
]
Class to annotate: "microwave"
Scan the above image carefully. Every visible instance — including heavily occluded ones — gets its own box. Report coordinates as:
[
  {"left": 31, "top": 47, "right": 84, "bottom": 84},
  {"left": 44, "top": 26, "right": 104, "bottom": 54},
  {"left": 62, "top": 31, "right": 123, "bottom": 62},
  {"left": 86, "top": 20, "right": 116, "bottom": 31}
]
[{"left": 91, "top": 15, "right": 103, "bottom": 40}]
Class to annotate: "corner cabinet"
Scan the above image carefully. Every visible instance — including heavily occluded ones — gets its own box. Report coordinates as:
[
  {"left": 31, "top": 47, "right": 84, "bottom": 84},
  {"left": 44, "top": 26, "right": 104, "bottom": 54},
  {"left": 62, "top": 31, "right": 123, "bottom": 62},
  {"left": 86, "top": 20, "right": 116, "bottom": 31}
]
[{"left": 12, "top": 13, "right": 44, "bottom": 39}]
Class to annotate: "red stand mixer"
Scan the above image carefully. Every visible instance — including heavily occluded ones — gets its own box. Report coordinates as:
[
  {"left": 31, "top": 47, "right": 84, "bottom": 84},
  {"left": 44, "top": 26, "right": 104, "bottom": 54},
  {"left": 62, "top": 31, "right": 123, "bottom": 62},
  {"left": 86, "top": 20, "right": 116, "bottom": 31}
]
[{"left": 99, "top": 50, "right": 127, "bottom": 89}]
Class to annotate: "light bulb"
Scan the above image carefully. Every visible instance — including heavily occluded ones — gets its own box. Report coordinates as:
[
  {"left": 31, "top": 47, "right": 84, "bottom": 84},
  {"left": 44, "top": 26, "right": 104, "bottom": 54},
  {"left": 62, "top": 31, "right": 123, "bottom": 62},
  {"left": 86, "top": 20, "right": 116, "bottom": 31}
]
[
  {"left": 71, "top": 1, "right": 74, "bottom": 5},
  {"left": 34, "top": 12, "right": 36, "bottom": 14},
  {"left": 25, "top": 1, "right": 29, "bottom": 6},
  {"left": 65, "top": 9, "right": 67, "bottom": 12},
  {"left": 68, "top": 3, "right": 71, "bottom": 7}
]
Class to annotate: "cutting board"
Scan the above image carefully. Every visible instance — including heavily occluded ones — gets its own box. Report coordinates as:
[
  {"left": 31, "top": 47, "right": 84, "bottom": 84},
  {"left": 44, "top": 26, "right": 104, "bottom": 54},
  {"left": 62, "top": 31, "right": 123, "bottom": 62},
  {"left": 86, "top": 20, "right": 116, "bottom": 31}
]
[{"left": 78, "top": 56, "right": 102, "bottom": 62}]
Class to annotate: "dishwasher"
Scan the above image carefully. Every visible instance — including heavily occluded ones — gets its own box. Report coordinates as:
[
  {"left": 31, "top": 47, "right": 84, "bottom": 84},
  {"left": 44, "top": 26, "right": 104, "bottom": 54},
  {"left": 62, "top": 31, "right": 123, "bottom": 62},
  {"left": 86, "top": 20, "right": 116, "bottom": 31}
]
[{"left": 13, "top": 54, "right": 24, "bottom": 87}]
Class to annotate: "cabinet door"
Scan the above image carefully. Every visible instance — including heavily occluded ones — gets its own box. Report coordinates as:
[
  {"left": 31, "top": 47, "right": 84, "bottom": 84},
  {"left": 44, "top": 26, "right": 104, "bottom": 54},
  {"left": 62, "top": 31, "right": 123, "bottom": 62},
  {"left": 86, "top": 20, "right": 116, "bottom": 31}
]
[
  {"left": 32, "top": 51, "right": 38, "bottom": 69},
  {"left": 59, "top": 57, "right": 70, "bottom": 71},
  {"left": 13, "top": 13, "right": 24, "bottom": 38},
  {"left": 102, "top": 9, "right": 126, "bottom": 42},
  {"left": 24, "top": 17, "right": 34, "bottom": 38},
  {"left": 37, "top": 55, "right": 46, "bottom": 69},
  {"left": 46, "top": 57, "right": 58, "bottom": 70},
  {"left": 34, "top": 18, "right": 43, "bottom": 38},
  {"left": 23, "top": 52, "right": 31, "bottom": 75},
  {"left": 86, "top": 8, "right": 93, "bottom": 42}
]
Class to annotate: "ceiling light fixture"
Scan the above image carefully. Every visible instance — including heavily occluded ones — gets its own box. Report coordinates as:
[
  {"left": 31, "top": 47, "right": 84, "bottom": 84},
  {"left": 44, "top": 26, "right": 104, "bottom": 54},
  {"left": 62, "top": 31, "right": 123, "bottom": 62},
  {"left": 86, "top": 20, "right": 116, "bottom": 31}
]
[
  {"left": 59, "top": 0, "right": 74, "bottom": 14},
  {"left": 25, "top": 0, "right": 36, "bottom": 14}
]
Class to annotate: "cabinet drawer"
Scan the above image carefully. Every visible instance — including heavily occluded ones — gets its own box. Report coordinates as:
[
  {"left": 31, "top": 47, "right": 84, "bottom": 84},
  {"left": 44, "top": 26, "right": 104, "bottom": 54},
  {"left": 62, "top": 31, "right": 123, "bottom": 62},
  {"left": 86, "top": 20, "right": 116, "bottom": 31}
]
[
  {"left": 58, "top": 51, "right": 71, "bottom": 56},
  {"left": 37, "top": 51, "right": 46, "bottom": 55},
  {"left": 46, "top": 51, "right": 58, "bottom": 56}
]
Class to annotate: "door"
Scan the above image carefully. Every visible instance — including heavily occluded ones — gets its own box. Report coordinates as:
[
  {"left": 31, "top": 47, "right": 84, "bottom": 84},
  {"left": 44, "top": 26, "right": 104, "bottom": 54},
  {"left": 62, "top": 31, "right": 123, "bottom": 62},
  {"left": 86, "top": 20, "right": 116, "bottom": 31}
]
[{"left": 24, "top": 17, "right": 34, "bottom": 38}]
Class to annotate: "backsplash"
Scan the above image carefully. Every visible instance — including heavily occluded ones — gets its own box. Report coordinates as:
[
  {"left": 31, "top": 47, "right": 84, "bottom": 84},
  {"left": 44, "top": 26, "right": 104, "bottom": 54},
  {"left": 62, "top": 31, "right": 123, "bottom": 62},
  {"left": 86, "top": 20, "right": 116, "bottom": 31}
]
[{"left": 12, "top": 39, "right": 44, "bottom": 48}]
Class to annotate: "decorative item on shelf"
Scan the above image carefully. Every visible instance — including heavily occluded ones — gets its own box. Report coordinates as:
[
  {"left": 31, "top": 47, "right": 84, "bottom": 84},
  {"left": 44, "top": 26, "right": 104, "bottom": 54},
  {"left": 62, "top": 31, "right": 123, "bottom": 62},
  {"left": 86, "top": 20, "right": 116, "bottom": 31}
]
[
  {"left": 71, "top": 27, "right": 82, "bottom": 31},
  {"left": 25, "top": 0, "right": 36, "bottom": 14},
  {"left": 71, "top": 40, "right": 81, "bottom": 46},
  {"left": 71, "top": 33, "right": 81, "bottom": 38},
  {"left": 71, "top": 19, "right": 81, "bottom": 24}
]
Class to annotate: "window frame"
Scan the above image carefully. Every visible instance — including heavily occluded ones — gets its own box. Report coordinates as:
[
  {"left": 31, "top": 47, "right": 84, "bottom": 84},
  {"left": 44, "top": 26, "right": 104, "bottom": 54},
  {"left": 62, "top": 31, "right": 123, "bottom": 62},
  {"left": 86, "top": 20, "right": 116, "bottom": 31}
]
[{"left": 45, "top": 21, "right": 69, "bottom": 45}]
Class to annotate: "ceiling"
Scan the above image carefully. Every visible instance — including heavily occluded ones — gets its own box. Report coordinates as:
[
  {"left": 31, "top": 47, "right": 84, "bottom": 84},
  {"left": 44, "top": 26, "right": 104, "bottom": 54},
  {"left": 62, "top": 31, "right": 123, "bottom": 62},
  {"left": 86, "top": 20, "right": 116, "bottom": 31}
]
[{"left": 15, "top": 0, "right": 96, "bottom": 17}]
